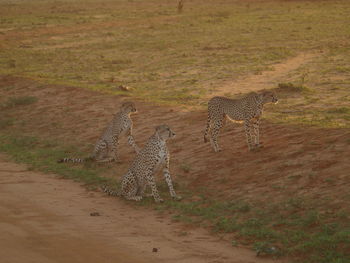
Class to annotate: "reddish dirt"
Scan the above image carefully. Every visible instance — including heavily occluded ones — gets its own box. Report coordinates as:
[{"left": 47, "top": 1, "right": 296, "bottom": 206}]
[
  {"left": 0, "top": 15, "right": 179, "bottom": 44},
  {"left": 0, "top": 155, "right": 282, "bottom": 263}
]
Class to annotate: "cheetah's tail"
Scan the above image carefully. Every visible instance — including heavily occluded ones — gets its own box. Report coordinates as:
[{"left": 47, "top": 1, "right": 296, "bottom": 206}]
[
  {"left": 57, "top": 156, "right": 94, "bottom": 163},
  {"left": 204, "top": 114, "right": 211, "bottom": 143},
  {"left": 101, "top": 185, "right": 121, "bottom": 197}
]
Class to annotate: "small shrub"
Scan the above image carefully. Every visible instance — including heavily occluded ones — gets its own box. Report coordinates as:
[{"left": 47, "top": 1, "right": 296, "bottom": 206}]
[
  {"left": 277, "top": 82, "right": 310, "bottom": 92},
  {"left": 180, "top": 163, "right": 191, "bottom": 173},
  {"left": 326, "top": 107, "right": 350, "bottom": 114},
  {"left": 1, "top": 96, "right": 38, "bottom": 109},
  {"left": 0, "top": 118, "right": 14, "bottom": 129}
]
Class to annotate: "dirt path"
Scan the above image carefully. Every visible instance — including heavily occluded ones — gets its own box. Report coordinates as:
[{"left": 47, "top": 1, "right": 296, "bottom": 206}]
[
  {"left": 212, "top": 52, "right": 316, "bottom": 96},
  {"left": 0, "top": 155, "right": 282, "bottom": 263}
]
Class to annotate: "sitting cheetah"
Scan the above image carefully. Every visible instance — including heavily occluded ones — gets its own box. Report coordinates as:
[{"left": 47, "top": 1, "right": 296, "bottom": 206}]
[
  {"left": 204, "top": 91, "right": 278, "bottom": 151},
  {"left": 102, "top": 125, "right": 181, "bottom": 203},
  {"left": 58, "top": 102, "right": 140, "bottom": 163}
]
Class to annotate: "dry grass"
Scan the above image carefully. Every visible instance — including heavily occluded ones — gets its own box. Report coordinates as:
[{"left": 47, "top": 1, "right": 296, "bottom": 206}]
[{"left": 0, "top": 0, "right": 350, "bottom": 126}]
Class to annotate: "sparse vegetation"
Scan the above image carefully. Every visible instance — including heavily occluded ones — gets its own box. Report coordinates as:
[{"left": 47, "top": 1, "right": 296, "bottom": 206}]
[
  {"left": 277, "top": 82, "right": 310, "bottom": 93},
  {"left": 0, "top": 118, "right": 14, "bottom": 129},
  {"left": 0, "top": 0, "right": 349, "bottom": 126},
  {"left": 1, "top": 96, "right": 38, "bottom": 109},
  {"left": 0, "top": 134, "right": 110, "bottom": 186}
]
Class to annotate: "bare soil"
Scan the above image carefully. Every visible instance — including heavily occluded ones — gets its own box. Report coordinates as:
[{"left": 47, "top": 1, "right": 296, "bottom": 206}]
[{"left": 0, "top": 155, "right": 280, "bottom": 263}]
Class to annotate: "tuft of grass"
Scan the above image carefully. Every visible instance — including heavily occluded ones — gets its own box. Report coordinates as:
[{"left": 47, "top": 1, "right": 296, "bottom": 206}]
[
  {"left": 1, "top": 96, "right": 38, "bottom": 109},
  {"left": 277, "top": 82, "right": 311, "bottom": 93},
  {"left": 326, "top": 107, "right": 350, "bottom": 115},
  {"left": 0, "top": 118, "right": 14, "bottom": 129},
  {"left": 180, "top": 163, "right": 191, "bottom": 173}
]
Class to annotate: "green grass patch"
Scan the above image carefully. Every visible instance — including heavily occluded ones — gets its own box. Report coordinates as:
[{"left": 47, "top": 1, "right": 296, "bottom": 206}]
[
  {"left": 154, "top": 197, "right": 349, "bottom": 263},
  {"left": 0, "top": 133, "right": 109, "bottom": 186}
]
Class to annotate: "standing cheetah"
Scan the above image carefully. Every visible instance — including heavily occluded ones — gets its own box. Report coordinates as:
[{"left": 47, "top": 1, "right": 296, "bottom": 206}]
[
  {"left": 58, "top": 102, "right": 140, "bottom": 163},
  {"left": 102, "top": 125, "right": 181, "bottom": 203},
  {"left": 204, "top": 91, "right": 278, "bottom": 151}
]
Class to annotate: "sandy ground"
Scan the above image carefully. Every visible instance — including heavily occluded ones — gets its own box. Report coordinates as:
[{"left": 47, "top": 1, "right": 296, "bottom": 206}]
[{"left": 0, "top": 155, "right": 281, "bottom": 263}]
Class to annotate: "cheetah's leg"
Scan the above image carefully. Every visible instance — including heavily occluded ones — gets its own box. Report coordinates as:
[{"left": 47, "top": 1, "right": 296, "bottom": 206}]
[
  {"left": 139, "top": 183, "right": 155, "bottom": 198},
  {"left": 163, "top": 155, "right": 181, "bottom": 200},
  {"left": 244, "top": 120, "right": 254, "bottom": 151},
  {"left": 96, "top": 144, "right": 118, "bottom": 163},
  {"left": 107, "top": 136, "right": 120, "bottom": 162},
  {"left": 146, "top": 172, "right": 163, "bottom": 203},
  {"left": 140, "top": 165, "right": 163, "bottom": 198},
  {"left": 121, "top": 172, "right": 142, "bottom": 201},
  {"left": 251, "top": 118, "right": 262, "bottom": 148},
  {"left": 210, "top": 114, "right": 225, "bottom": 152},
  {"left": 204, "top": 111, "right": 211, "bottom": 143},
  {"left": 126, "top": 128, "right": 140, "bottom": 154},
  {"left": 93, "top": 140, "right": 110, "bottom": 162}
]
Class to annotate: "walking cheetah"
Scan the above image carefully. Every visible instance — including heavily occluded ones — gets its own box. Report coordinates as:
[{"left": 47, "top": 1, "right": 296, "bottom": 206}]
[
  {"left": 102, "top": 125, "right": 181, "bottom": 203},
  {"left": 204, "top": 91, "right": 278, "bottom": 151},
  {"left": 58, "top": 102, "right": 140, "bottom": 163}
]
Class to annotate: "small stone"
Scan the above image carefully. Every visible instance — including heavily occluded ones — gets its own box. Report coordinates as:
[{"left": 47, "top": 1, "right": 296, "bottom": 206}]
[
  {"left": 152, "top": 248, "right": 158, "bottom": 252},
  {"left": 118, "top": 85, "right": 130, "bottom": 91},
  {"left": 90, "top": 212, "right": 100, "bottom": 216}
]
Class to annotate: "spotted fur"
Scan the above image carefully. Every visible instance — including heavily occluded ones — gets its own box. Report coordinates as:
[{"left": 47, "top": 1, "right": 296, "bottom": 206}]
[
  {"left": 58, "top": 102, "right": 139, "bottom": 163},
  {"left": 102, "top": 125, "right": 181, "bottom": 203},
  {"left": 204, "top": 91, "right": 278, "bottom": 151}
]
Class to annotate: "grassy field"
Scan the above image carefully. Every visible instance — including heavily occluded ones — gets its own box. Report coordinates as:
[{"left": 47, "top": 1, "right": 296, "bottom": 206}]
[
  {"left": 1, "top": 0, "right": 350, "bottom": 262},
  {"left": 1, "top": 0, "right": 350, "bottom": 127}
]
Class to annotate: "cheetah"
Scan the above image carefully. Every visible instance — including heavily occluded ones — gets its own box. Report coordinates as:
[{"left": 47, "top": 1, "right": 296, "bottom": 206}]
[
  {"left": 102, "top": 125, "right": 181, "bottom": 203},
  {"left": 204, "top": 91, "right": 278, "bottom": 151},
  {"left": 58, "top": 102, "right": 140, "bottom": 163}
]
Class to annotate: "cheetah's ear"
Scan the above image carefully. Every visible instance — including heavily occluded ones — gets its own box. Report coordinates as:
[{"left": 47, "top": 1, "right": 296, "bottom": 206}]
[
  {"left": 155, "top": 125, "right": 163, "bottom": 131},
  {"left": 121, "top": 101, "right": 130, "bottom": 108},
  {"left": 155, "top": 124, "right": 168, "bottom": 132},
  {"left": 260, "top": 90, "right": 273, "bottom": 97}
]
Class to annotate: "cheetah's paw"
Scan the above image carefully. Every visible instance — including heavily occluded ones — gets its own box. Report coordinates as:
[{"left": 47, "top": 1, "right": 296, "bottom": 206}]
[{"left": 173, "top": 195, "right": 182, "bottom": 201}]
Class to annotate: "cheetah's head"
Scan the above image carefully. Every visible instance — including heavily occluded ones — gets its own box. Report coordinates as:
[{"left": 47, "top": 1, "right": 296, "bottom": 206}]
[
  {"left": 155, "top": 125, "right": 176, "bottom": 140},
  {"left": 261, "top": 91, "right": 278, "bottom": 104},
  {"left": 121, "top": 101, "right": 137, "bottom": 113}
]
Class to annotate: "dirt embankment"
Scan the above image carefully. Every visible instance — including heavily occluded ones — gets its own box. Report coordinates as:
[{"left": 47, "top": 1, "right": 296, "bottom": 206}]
[
  {"left": 0, "top": 156, "right": 281, "bottom": 263},
  {"left": 1, "top": 75, "right": 349, "bottom": 208}
]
